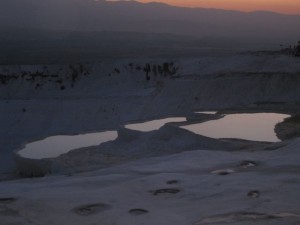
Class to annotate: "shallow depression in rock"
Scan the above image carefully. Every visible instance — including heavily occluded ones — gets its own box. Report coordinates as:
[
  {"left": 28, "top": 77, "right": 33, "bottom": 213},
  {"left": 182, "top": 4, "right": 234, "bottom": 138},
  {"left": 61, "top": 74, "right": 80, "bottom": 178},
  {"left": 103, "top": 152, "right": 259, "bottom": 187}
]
[
  {"left": 181, "top": 113, "right": 290, "bottom": 142},
  {"left": 18, "top": 131, "right": 118, "bottom": 159}
]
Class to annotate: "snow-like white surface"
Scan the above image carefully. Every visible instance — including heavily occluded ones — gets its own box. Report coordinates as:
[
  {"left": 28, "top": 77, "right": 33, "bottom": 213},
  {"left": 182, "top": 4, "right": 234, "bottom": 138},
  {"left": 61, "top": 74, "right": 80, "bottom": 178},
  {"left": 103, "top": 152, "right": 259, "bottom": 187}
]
[
  {"left": 1, "top": 53, "right": 299, "bottom": 177},
  {"left": 0, "top": 52, "right": 300, "bottom": 224},
  {"left": 1, "top": 139, "right": 300, "bottom": 225}
]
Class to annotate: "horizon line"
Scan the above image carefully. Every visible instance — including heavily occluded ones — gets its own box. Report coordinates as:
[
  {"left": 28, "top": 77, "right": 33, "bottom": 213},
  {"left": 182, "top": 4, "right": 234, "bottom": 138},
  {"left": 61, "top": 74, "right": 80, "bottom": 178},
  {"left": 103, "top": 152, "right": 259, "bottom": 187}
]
[{"left": 105, "top": 0, "right": 300, "bottom": 16}]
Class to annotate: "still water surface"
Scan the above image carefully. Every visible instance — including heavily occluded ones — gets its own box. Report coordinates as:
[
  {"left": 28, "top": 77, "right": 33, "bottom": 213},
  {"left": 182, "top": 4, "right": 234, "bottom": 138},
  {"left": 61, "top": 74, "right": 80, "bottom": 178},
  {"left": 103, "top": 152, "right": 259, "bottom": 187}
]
[
  {"left": 181, "top": 113, "right": 290, "bottom": 142},
  {"left": 18, "top": 117, "right": 186, "bottom": 159},
  {"left": 18, "top": 113, "right": 289, "bottom": 159},
  {"left": 195, "top": 111, "right": 217, "bottom": 114},
  {"left": 18, "top": 131, "right": 118, "bottom": 159},
  {"left": 125, "top": 117, "right": 187, "bottom": 132}
]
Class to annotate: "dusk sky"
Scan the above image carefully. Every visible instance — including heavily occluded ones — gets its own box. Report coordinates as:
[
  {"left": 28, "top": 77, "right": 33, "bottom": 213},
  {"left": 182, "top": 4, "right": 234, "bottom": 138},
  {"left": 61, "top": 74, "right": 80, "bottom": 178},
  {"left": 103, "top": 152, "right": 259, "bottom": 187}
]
[{"left": 137, "top": 0, "right": 300, "bottom": 14}]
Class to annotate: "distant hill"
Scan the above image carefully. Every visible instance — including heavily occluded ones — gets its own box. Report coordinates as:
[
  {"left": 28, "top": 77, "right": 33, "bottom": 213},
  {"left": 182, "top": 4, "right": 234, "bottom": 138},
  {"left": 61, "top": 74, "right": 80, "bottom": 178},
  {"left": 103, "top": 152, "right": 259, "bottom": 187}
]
[
  {"left": 0, "top": 0, "right": 299, "bottom": 64},
  {"left": 0, "top": 0, "right": 299, "bottom": 44}
]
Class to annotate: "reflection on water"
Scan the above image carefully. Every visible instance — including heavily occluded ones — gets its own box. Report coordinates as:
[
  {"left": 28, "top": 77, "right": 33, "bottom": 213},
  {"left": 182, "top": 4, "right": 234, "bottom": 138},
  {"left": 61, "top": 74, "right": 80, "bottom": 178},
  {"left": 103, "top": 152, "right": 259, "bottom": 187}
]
[
  {"left": 17, "top": 113, "right": 288, "bottom": 159},
  {"left": 125, "top": 117, "right": 186, "bottom": 132},
  {"left": 181, "top": 113, "right": 290, "bottom": 142},
  {"left": 18, "top": 131, "right": 118, "bottom": 159},
  {"left": 195, "top": 111, "right": 217, "bottom": 114}
]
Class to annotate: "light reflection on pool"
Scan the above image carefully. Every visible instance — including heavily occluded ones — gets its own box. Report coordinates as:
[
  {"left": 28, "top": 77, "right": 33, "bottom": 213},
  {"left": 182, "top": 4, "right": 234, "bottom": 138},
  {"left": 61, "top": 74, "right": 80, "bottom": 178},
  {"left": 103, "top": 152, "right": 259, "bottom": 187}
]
[
  {"left": 125, "top": 117, "right": 187, "bottom": 132},
  {"left": 18, "top": 131, "right": 118, "bottom": 159},
  {"left": 195, "top": 111, "right": 217, "bottom": 114},
  {"left": 181, "top": 113, "right": 290, "bottom": 142}
]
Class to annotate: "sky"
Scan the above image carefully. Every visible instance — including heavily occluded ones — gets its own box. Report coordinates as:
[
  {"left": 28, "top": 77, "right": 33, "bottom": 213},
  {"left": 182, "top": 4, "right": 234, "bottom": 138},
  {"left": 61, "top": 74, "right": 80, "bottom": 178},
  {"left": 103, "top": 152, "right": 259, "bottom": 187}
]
[{"left": 137, "top": 0, "right": 300, "bottom": 14}]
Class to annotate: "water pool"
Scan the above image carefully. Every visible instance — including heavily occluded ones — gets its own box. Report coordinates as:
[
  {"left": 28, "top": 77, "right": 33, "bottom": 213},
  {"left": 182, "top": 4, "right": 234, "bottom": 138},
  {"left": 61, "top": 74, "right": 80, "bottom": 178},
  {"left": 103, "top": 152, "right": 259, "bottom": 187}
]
[
  {"left": 125, "top": 117, "right": 186, "bottom": 132},
  {"left": 18, "top": 131, "right": 118, "bottom": 159},
  {"left": 181, "top": 113, "right": 290, "bottom": 142}
]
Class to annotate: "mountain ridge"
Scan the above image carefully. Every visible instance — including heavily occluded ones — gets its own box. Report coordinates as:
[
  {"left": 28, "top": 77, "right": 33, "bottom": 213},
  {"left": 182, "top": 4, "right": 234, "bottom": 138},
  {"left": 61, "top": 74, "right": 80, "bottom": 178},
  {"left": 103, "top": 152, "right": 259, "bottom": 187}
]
[
  {"left": 0, "top": 0, "right": 299, "bottom": 54},
  {"left": 107, "top": 0, "right": 300, "bottom": 16}
]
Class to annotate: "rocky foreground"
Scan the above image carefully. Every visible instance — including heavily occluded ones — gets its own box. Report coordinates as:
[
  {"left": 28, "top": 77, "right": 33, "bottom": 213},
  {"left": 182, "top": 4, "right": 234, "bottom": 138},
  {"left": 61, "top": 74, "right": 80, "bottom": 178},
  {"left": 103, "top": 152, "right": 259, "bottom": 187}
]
[{"left": 1, "top": 137, "right": 300, "bottom": 225}]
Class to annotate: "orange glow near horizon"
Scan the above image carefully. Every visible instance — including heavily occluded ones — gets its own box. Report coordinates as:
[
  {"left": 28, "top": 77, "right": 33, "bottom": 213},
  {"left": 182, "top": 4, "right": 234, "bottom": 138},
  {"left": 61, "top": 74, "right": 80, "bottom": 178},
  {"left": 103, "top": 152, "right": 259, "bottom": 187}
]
[{"left": 137, "top": 0, "right": 300, "bottom": 14}]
